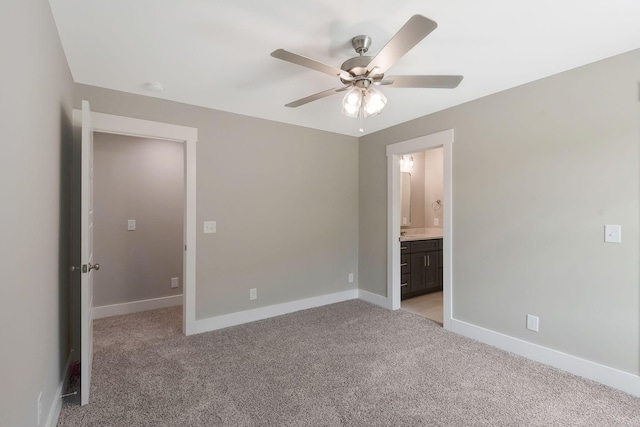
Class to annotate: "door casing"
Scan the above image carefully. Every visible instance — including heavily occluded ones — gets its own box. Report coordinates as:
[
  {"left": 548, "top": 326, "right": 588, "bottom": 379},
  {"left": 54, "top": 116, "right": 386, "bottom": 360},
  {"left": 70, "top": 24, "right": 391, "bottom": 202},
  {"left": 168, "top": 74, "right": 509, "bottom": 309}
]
[
  {"left": 386, "top": 129, "right": 453, "bottom": 329},
  {"left": 73, "top": 109, "right": 198, "bottom": 335}
]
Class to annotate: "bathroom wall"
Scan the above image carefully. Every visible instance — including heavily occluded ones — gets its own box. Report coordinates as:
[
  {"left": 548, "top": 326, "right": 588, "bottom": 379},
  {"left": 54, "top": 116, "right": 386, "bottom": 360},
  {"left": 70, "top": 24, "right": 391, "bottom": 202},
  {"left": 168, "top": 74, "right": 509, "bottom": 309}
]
[
  {"left": 403, "top": 151, "right": 425, "bottom": 229},
  {"left": 424, "top": 147, "right": 444, "bottom": 228}
]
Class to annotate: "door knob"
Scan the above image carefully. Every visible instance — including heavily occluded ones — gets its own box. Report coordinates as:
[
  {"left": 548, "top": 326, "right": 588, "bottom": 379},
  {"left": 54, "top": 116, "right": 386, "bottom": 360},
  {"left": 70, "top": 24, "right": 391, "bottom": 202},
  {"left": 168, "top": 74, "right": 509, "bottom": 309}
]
[{"left": 72, "top": 263, "right": 101, "bottom": 273}]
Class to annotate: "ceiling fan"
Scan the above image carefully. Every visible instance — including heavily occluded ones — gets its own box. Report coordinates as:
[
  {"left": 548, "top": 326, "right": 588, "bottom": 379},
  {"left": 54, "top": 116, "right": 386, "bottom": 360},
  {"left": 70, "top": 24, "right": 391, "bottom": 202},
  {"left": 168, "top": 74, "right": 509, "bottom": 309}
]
[{"left": 271, "top": 15, "right": 463, "bottom": 119}]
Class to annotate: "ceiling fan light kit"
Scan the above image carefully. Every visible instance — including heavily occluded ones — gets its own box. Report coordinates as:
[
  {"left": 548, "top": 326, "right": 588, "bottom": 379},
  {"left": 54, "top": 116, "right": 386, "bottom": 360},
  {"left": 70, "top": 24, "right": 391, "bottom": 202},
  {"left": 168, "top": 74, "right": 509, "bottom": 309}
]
[
  {"left": 271, "top": 14, "right": 463, "bottom": 121},
  {"left": 341, "top": 86, "right": 387, "bottom": 118}
]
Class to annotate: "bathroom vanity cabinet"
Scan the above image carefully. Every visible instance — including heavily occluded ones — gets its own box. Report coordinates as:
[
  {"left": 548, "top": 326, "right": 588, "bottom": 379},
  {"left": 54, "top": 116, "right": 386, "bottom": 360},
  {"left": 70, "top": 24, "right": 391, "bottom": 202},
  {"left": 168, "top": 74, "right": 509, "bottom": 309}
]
[{"left": 400, "top": 238, "right": 443, "bottom": 300}]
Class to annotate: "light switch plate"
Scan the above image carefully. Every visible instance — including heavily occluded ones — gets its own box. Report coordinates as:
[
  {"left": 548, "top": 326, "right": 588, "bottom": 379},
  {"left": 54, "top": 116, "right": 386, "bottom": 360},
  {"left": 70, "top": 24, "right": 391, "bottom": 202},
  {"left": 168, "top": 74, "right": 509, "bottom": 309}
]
[
  {"left": 127, "top": 219, "right": 136, "bottom": 231},
  {"left": 203, "top": 221, "right": 216, "bottom": 234},
  {"left": 604, "top": 224, "right": 621, "bottom": 243}
]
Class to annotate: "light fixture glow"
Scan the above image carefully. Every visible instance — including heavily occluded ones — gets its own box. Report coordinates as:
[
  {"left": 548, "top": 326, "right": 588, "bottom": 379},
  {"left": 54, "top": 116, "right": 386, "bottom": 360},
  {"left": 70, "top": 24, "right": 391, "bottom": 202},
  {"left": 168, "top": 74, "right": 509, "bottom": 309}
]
[
  {"left": 341, "top": 88, "right": 362, "bottom": 118},
  {"left": 341, "top": 86, "right": 387, "bottom": 119},
  {"left": 400, "top": 154, "right": 415, "bottom": 171},
  {"left": 361, "top": 87, "right": 387, "bottom": 118}
]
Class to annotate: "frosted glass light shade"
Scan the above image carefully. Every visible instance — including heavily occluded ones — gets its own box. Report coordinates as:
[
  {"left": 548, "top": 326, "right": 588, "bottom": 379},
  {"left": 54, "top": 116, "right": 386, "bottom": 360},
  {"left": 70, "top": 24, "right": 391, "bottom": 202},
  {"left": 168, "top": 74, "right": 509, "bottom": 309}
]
[
  {"left": 361, "top": 87, "right": 387, "bottom": 117},
  {"left": 341, "top": 88, "right": 362, "bottom": 118},
  {"left": 341, "top": 86, "right": 387, "bottom": 118}
]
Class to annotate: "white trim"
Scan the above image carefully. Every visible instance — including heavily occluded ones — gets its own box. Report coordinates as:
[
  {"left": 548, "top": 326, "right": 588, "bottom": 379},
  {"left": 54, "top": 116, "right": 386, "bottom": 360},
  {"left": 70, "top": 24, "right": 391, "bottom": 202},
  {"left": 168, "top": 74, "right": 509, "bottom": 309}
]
[
  {"left": 450, "top": 319, "right": 640, "bottom": 398},
  {"left": 73, "top": 111, "right": 197, "bottom": 143},
  {"left": 358, "top": 289, "right": 392, "bottom": 309},
  {"left": 93, "top": 295, "right": 183, "bottom": 319},
  {"left": 73, "top": 108, "right": 197, "bottom": 335},
  {"left": 385, "top": 130, "right": 454, "bottom": 329},
  {"left": 194, "top": 290, "right": 359, "bottom": 334},
  {"left": 45, "top": 352, "right": 73, "bottom": 427}
]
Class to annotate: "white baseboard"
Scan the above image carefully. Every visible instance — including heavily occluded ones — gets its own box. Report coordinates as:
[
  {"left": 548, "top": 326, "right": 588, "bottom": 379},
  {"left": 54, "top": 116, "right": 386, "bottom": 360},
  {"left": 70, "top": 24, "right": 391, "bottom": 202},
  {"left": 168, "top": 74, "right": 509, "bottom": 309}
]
[
  {"left": 45, "top": 352, "right": 73, "bottom": 427},
  {"left": 358, "top": 289, "right": 392, "bottom": 309},
  {"left": 449, "top": 318, "right": 640, "bottom": 398},
  {"left": 93, "top": 294, "right": 183, "bottom": 319},
  {"left": 193, "top": 289, "right": 358, "bottom": 335}
]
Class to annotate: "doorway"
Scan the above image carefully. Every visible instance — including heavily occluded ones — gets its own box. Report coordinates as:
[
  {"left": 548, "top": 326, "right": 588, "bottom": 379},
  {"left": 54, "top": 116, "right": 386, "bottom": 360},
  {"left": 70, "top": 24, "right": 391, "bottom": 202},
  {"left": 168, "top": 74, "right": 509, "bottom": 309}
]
[
  {"left": 398, "top": 147, "right": 444, "bottom": 325},
  {"left": 92, "top": 134, "right": 184, "bottom": 319},
  {"left": 72, "top": 109, "right": 197, "bottom": 335},
  {"left": 386, "top": 129, "right": 453, "bottom": 330}
]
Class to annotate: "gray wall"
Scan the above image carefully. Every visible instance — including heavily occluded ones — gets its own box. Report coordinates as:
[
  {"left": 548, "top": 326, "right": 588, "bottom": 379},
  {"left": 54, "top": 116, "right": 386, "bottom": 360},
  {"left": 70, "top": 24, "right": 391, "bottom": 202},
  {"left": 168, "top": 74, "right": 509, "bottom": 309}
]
[
  {"left": 94, "top": 134, "right": 184, "bottom": 306},
  {"left": 0, "top": 0, "right": 74, "bottom": 426},
  {"left": 360, "top": 49, "right": 640, "bottom": 375},
  {"left": 75, "top": 85, "right": 359, "bottom": 320}
]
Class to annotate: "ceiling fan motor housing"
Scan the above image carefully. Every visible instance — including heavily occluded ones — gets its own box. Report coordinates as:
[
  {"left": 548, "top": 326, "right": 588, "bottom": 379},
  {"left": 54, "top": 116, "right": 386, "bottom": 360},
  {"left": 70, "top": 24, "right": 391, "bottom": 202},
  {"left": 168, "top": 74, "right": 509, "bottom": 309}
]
[
  {"left": 340, "top": 55, "right": 383, "bottom": 86},
  {"left": 351, "top": 35, "right": 371, "bottom": 54}
]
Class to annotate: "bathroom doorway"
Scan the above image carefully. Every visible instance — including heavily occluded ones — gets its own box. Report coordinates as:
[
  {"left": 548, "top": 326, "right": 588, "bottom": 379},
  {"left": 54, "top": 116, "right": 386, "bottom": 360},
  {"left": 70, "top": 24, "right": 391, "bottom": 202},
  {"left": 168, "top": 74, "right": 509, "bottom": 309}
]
[
  {"left": 398, "top": 147, "right": 444, "bottom": 325},
  {"left": 386, "top": 129, "right": 453, "bottom": 329}
]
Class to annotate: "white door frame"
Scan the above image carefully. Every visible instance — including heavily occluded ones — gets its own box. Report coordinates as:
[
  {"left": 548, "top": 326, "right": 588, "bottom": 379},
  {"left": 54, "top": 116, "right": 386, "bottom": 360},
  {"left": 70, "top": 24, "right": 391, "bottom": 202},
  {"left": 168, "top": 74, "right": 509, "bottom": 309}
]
[
  {"left": 386, "top": 129, "right": 453, "bottom": 329},
  {"left": 73, "top": 109, "right": 198, "bottom": 335}
]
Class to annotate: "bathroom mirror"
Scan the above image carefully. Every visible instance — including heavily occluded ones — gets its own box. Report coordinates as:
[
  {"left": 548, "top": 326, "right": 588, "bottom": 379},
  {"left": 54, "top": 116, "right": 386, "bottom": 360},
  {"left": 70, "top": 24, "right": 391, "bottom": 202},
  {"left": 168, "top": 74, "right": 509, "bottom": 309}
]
[{"left": 401, "top": 172, "right": 411, "bottom": 226}]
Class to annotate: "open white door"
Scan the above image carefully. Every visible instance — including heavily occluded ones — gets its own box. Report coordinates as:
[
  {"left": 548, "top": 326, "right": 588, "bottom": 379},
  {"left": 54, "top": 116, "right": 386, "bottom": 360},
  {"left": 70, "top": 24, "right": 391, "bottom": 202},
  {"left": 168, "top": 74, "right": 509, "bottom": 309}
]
[{"left": 80, "top": 100, "right": 97, "bottom": 405}]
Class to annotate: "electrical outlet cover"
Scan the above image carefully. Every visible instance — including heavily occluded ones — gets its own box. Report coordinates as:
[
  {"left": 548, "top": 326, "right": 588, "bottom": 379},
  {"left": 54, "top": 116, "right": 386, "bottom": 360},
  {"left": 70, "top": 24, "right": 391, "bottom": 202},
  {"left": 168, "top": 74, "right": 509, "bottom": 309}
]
[
  {"left": 526, "top": 314, "right": 539, "bottom": 332},
  {"left": 604, "top": 224, "right": 621, "bottom": 243},
  {"left": 204, "top": 221, "right": 216, "bottom": 234}
]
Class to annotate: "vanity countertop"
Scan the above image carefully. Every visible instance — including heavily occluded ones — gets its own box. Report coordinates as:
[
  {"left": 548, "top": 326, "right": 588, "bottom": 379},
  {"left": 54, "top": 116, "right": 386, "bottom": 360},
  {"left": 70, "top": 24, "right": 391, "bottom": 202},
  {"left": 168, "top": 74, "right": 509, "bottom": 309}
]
[{"left": 400, "top": 228, "right": 443, "bottom": 242}]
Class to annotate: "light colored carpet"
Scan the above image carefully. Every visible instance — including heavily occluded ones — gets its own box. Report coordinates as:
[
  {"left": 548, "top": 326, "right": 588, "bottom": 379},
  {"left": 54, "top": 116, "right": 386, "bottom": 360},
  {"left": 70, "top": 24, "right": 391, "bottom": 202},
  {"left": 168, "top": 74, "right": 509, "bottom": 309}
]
[{"left": 58, "top": 300, "right": 640, "bottom": 426}]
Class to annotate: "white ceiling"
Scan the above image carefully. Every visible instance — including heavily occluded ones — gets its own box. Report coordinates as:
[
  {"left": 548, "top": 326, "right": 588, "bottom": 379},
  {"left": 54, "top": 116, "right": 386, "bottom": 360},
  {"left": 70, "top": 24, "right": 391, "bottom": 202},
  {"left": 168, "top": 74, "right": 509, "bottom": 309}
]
[{"left": 49, "top": 0, "right": 640, "bottom": 137}]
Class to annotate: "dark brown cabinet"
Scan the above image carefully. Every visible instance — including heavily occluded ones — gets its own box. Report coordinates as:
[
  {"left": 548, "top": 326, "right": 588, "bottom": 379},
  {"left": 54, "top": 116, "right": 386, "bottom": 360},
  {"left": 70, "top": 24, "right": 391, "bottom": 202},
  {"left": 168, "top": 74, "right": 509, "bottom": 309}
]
[{"left": 400, "top": 238, "right": 442, "bottom": 300}]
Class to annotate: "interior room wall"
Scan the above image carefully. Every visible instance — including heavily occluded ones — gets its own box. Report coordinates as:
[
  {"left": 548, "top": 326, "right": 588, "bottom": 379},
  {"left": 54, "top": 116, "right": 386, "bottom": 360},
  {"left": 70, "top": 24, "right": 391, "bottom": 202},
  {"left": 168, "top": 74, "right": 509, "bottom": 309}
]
[
  {"left": 0, "top": 1, "right": 75, "bottom": 426},
  {"left": 424, "top": 147, "right": 444, "bottom": 228},
  {"left": 93, "top": 134, "right": 184, "bottom": 307},
  {"left": 75, "top": 84, "right": 359, "bottom": 321},
  {"left": 359, "top": 48, "right": 640, "bottom": 376}
]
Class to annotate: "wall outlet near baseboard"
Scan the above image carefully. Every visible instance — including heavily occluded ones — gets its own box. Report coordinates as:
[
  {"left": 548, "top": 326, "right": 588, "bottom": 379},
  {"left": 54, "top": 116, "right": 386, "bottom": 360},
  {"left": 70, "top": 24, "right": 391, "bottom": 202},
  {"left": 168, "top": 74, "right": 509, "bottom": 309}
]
[
  {"left": 250, "top": 288, "right": 257, "bottom": 300},
  {"left": 526, "top": 314, "right": 539, "bottom": 332},
  {"left": 171, "top": 277, "right": 179, "bottom": 288},
  {"left": 348, "top": 273, "right": 354, "bottom": 283},
  {"left": 434, "top": 218, "right": 439, "bottom": 226}
]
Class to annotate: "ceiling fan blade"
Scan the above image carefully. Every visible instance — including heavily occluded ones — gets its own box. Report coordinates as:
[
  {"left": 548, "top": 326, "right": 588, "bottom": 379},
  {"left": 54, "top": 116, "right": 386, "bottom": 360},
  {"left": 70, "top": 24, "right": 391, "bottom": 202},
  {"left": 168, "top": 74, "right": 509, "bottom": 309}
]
[
  {"left": 285, "top": 86, "right": 349, "bottom": 108},
  {"left": 366, "top": 15, "right": 438, "bottom": 74},
  {"left": 385, "top": 75, "right": 463, "bottom": 88},
  {"left": 271, "top": 49, "right": 351, "bottom": 80}
]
